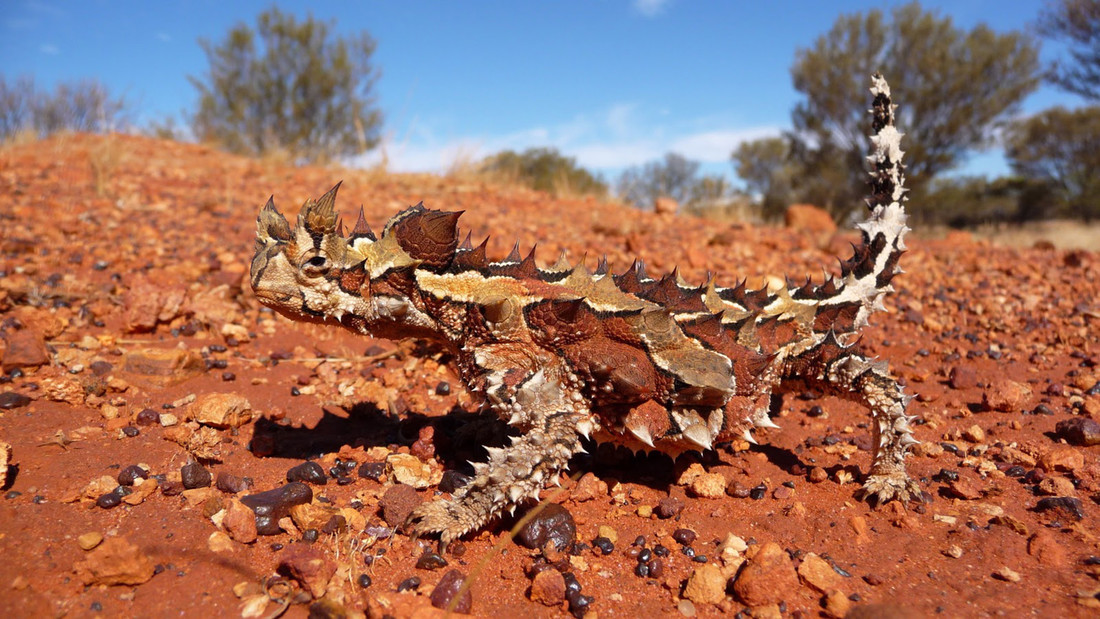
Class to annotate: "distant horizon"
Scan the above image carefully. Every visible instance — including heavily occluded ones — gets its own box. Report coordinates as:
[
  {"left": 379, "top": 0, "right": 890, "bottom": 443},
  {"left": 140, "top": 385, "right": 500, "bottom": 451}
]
[{"left": 1, "top": 0, "right": 1085, "bottom": 187}]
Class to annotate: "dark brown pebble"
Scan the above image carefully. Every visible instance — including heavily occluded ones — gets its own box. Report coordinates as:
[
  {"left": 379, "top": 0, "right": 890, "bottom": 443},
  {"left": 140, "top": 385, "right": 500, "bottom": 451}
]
[
  {"left": 448, "top": 541, "right": 467, "bottom": 557},
  {"left": 160, "top": 481, "right": 184, "bottom": 496},
  {"left": 357, "top": 574, "right": 372, "bottom": 588},
  {"left": 89, "top": 360, "right": 113, "bottom": 376},
  {"left": 221, "top": 372, "right": 235, "bottom": 381},
  {"left": 647, "top": 558, "right": 664, "bottom": 578},
  {"left": 240, "top": 482, "right": 314, "bottom": 535},
  {"left": 749, "top": 483, "right": 767, "bottom": 500},
  {"left": 634, "top": 562, "right": 649, "bottom": 577},
  {"left": 134, "top": 408, "right": 160, "bottom": 426},
  {"left": 121, "top": 426, "right": 139, "bottom": 437},
  {"left": 655, "top": 496, "right": 684, "bottom": 519},
  {"left": 437, "top": 470, "right": 470, "bottom": 494},
  {"left": 593, "top": 537, "right": 614, "bottom": 555},
  {"left": 567, "top": 590, "right": 593, "bottom": 618},
  {"left": 0, "top": 392, "right": 32, "bottom": 409},
  {"left": 181, "top": 462, "right": 211, "bottom": 489},
  {"left": 396, "top": 576, "right": 421, "bottom": 592},
  {"left": 358, "top": 461, "right": 385, "bottom": 481},
  {"left": 416, "top": 550, "right": 448, "bottom": 570},
  {"left": 215, "top": 472, "right": 251, "bottom": 494},
  {"left": 1055, "top": 418, "right": 1100, "bottom": 446},
  {"left": 379, "top": 483, "right": 422, "bottom": 527},
  {"left": 672, "top": 528, "right": 697, "bottom": 545},
  {"left": 321, "top": 515, "right": 348, "bottom": 535},
  {"left": 117, "top": 465, "right": 149, "bottom": 486},
  {"left": 435, "top": 381, "right": 451, "bottom": 395},
  {"left": 429, "top": 570, "right": 471, "bottom": 612},
  {"left": 1035, "top": 496, "right": 1085, "bottom": 521},
  {"left": 286, "top": 461, "right": 327, "bottom": 485},
  {"left": 516, "top": 503, "right": 576, "bottom": 551},
  {"left": 96, "top": 491, "right": 122, "bottom": 509},
  {"left": 302, "top": 529, "right": 319, "bottom": 543}
]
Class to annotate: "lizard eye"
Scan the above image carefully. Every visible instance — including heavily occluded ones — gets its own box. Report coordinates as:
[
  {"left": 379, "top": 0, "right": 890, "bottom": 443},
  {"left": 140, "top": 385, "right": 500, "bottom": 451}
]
[{"left": 301, "top": 255, "right": 330, "bottom": 276}]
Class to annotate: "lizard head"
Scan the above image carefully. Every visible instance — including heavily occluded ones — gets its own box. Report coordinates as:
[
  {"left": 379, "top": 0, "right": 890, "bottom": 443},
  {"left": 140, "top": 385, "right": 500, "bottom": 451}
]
[{"left": 250, "top": 183, "right": 462, "bottom": 333}]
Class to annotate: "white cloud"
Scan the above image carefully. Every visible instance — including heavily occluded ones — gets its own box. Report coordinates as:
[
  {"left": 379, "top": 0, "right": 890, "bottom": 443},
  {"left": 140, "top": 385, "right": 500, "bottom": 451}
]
[
  {"left": 353, "top": 102, "right": 781, "bottom": 180},
  {"left": 633, "top": 0, "right": 671, "bottom": 18},
  {"left": 39, "top": 43, "right": 59, "bottom": 55}
]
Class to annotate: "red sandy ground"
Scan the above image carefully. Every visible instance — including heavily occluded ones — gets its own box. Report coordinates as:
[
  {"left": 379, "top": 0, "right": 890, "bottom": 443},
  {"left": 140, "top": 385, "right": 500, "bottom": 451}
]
[{"left": 1, "top": 133, "right": 1099, "bottom": 618}]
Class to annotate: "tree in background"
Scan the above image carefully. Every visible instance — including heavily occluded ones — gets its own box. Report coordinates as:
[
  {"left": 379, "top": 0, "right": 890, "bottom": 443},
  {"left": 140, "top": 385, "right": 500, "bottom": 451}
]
[
  {"left": 1006, "top": 106, "right": 1100, "bottom": 222},
  {"left": 619, "top": 153, "right": 705, "bottom": 209},
  {"left": 731, "top": 136, "right": 799, "bottom": 219},
  {"left": 479, "top": 147, "right": 607, "bottom": 198},
  {"left": 0, "top": 75, "right": 130, "bottom": 141},
  {"left": 1038, "top": 0, "right": 1100, "bottom": 101},
  {"left": 786, "top": 1, "right": 1039, "bottom": 221},
  {"left": 189, "top": 7, "right": 382, "bottom": 164}
]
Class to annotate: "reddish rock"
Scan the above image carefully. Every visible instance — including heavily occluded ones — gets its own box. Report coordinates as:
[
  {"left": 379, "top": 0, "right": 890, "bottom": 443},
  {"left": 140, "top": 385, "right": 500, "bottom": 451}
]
[
  {"left": 948, "top": 366, "right": 978, "bottom": 390},
  {"left": 278, "top": 543, "right": 335, "bottom": 598},
  {"left": 798, "top": 553, "right": 841, "bottom": 593},
  {"left": 223, "top": 498, "right": 258, "bottom": 544},
  {"left": 191, "top": 392, "right": 253, "bottom": 429},
  {"left": 430, "top": 569, "right": 473, "bottom": 613},
  {"left": 380, "top": 483, "right": 422, "bottom": 527},
  {"left": 121, "top": 347, "right": 205, "bottom": 388},
  {"left": 982, "top": 379, "right": 1032, "bottom": 412},
  {"left": 682, "top": 563, "right": 727, "bottom": 605},
  {"left": 1, "top": 328, "right": 50, "bottom": 372},
  {"left": 1027, "top": 530, "right": 1068, "bottom": 567},
  {"left": 529, "top": 568, "right": 565, "bottom": 606},
  {"left": 571, "top": 472, "right": 608, "bottom": 502},
  {"left": 732, "top": 542, "right": 798, "bottom": 606},
  {"left": 73, "top": 537, "right": 155, "bottom": 586},
  {"left": 1038, "top": 446, "right": 1085, "bottom": 474}
]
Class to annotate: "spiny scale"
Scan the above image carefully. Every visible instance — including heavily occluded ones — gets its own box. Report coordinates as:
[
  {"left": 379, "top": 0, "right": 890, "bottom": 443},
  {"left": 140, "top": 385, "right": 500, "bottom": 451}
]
[{"left": 249, "top": 73, "right": 921, "bottom": 543}]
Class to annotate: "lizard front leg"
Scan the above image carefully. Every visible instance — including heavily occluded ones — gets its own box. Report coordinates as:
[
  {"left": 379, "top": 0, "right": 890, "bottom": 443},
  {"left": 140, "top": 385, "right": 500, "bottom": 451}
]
[{"left": 409, "top": 362, "right": 588, "bottom": 543}]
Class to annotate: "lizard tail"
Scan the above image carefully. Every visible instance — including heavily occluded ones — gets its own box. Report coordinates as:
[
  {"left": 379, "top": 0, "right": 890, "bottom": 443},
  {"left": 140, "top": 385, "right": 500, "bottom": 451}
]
[{"left": 802, "top": 73, "right": 910, "bottom": 337}]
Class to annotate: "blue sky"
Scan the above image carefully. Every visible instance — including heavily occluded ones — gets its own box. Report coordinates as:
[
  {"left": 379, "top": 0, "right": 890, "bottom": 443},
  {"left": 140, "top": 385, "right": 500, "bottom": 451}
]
[{"left": 1, "top": 0, "right": 1082, "bottom": 185}]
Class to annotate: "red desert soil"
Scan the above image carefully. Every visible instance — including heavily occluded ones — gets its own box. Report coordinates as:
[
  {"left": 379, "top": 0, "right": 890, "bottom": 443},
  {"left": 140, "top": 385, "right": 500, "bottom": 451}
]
[{"left": 1, "top": 133, "right": 1099, "bottom": 618}]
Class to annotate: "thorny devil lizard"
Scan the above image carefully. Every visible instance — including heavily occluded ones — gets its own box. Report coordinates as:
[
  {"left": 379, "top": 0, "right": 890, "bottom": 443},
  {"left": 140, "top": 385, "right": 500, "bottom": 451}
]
[{"left": 250, "top": 74, "right": 921, "bottom": 543}]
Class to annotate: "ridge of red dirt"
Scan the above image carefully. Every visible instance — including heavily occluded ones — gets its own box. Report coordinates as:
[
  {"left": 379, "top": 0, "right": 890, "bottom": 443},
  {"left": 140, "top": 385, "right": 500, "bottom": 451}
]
[{"left": 1, "top": 133, "right": 1099, "bottom": 618}]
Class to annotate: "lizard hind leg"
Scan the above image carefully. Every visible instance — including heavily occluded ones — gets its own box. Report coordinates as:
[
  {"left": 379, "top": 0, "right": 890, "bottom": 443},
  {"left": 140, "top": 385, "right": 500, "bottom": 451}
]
[
  {"left": 409, "top": 365, "right": 587, "bottom": 543},
  {"left": 822, "top": 353, "right": 921, "bottom": 504}
]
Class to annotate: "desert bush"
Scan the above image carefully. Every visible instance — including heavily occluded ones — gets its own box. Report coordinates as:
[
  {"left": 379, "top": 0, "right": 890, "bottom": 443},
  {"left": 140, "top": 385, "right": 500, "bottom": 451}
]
[
  {"left": 189, "top": 6, "right": 382, "bottom": 164},
  {"left": 0, "top": 75, "right": 130, "bottom": 141},
  {"left": 478, "top": 147, "right": 607, "bottom": 198}
]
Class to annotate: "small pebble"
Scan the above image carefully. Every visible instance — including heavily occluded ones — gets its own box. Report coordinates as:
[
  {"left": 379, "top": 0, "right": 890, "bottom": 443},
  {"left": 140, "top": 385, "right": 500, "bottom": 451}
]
[
  {"left": 302, "top": 529, "right": 319, "bottom": 543},
  {"left": 692, "top": 554, "right": 708, "bottom": 563},
  {"left": 357, "top": 461, "right": 385, "bottom": 481},
  {"left": 429, "top": 570, "right": 472, "bottom": 613},
  {"left": 134, "top": 408, "right": 160, "bottom": 426},
  {"left": 516, "top": 503, "right": 576, "bottom": 551},
  {"left": 749, "top": 483, "right": 767, "bottom": 500},
  {"left": 567, "top": 590, "right": 593, "bottom": 618},
  {"left": 437, "top": 470, "right": 470, "bottom": 493},
  {"left": 1035, "top": 496, "right": 1085, "bottom": 521},
  {"left": 634, "top": 562, "right": 649, "bottom": 577},
  {"left": 416, "top": 550, "right": 448, "bottom": 570},
  {"left": 593, "top": 537, "right": 614, "bottom": 555},
  {"left": 435, "top": 381, "right": 451, "bottom": 395},
  {"left": 180, "top": 462, "right": 211, "bottom": 489},
  {"left": 240, "top": 482, "right": 314, "bottom": 535},
  {"left": 357, "top": 574, "right": 372, "bottom": 588},
  {"left": 653, "top": 544, "right": 669, "bottom": 557},
  {"left": 117, "top": 465, "right": 149, "bottom": 486},
  {"left": 648, "top": 558, "right": 664, "bottom": 578},
  {"left": 638, "top": 548, "right": 652, "bottom": 563},
  {"left": 396, "top": 576, "right": 421, "bottom": 592},
  {"left": 1055, "top": 418, "right": 1100, "bottom": 446},
  {"left": 215, "top": 472, "right": 251, "bottom": 494},
  {"left": 286, "top": 461, "right": 327, "bottom": 485},
  {"left": 121, "top": 426, "right": 140, "bottom": 438},
  {"left": 656, "top": 496, "right": 684, "bottom": 519},
  {"left": 0, "top": 392, "right": 32, "bottom": 410},
  {"left": 632, "top": 535, "right": 646, "bottom": 547},
  {"left": 672, "top": 528, "right": 697, "bottom": 545},
  {"left": 96, "top": 491, "right": 122, "bottom": 509}
]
